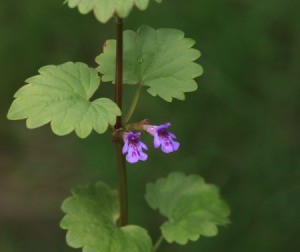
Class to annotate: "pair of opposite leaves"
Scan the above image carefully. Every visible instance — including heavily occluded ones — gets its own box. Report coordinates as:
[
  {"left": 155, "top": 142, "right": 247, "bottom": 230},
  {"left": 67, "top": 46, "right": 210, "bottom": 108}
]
[
  {"left": 60, "top": 172, "right": 230, "bottom": 252},
  {"left": 7, "top": 26, "right": 203, "bottom": 138}
]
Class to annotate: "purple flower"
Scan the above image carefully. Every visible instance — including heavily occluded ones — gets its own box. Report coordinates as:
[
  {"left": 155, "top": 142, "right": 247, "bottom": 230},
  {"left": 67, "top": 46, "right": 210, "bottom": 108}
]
[
  {"left": 122, "top": 131, "right": 148, "bottom": 163},
  {"left": 144, "top": 122, "right": 180, "bottom": 153}
]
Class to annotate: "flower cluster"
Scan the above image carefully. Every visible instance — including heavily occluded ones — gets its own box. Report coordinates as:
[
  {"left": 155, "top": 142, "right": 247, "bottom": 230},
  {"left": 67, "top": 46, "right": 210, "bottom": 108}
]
[{"left": 122, "top": 122, "right": 180, "bottom": 163}]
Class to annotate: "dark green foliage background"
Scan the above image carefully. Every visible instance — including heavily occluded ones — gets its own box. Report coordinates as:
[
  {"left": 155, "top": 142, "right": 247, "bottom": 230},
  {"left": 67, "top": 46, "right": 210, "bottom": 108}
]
[{"left": 0, "top": 0, "right": 299, "bottom": 251}]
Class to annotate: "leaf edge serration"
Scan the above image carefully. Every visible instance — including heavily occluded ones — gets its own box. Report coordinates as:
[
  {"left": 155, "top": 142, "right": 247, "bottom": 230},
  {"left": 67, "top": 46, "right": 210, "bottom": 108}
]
[
  {"left": 7, "top": 61, "right": 121, "bottom": 139},
  {"left": 65, "top": 0, "right": 162, "bottom": 23},
  {"left": 60, "top": 181, "right": 153, "bottom": 252},
  {"left": 145, "top": 172, "right": 230, "bottom": 245},
  {"left": 96, "top": 25, "right": 204, "bottom": 102}
]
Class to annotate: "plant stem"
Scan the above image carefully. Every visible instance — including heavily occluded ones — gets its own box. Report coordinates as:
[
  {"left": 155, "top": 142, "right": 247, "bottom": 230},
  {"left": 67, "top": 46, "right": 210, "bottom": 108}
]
[
  {"left": 124, "top": 83, "right": 143, "bottom": 124},
  {"left": 114, "top": 17, "right": 127, "bottom": 227},
  {"left": 115, "top": 17, "right": 123, "bottom": 129},
  {"left": 115, "top": 142, "right": 127, "bottom": 226},
  {"left": 152, "top": 235, "right": 164, "bottom": 252}
]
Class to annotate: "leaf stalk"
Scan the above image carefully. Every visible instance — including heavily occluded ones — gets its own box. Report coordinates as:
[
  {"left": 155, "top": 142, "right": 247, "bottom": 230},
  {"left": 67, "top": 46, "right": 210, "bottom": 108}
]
[
  {"left": 152, "top": 235, "right": 164, "bottom": 252},
  {"left": 124, "top": 83, "right": 143, "bottom": 124}
]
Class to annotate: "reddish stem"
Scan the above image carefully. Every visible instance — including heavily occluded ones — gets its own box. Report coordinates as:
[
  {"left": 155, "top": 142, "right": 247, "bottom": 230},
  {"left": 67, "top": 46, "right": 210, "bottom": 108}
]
[{"left": 114, "top": 17, "right": 128, "bottom": 227}]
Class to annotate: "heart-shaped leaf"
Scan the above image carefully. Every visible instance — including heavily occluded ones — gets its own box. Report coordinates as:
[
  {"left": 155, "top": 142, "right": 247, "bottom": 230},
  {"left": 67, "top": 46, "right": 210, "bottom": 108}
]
[
  {"left": 96, "top": 26, "right": 203, "bottom": 102},
  {"left": 7, "top": 62, "right": 120, "bottom": 138},
  {"left": 61, "top": 182, "right": 152, "bottom": 252},
  {"left": 145, "top": 172, "right": 230, "bottom": 245}
]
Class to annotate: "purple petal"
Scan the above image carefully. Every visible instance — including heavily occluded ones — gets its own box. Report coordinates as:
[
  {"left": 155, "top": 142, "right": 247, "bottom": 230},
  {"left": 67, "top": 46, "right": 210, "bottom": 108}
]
[
  {"left": 139, "top": 151, "right": 148, "bottom": 161},
  {"left": 161, "top": 141, "right": 174, "bottom": 153},
  {"left": 126, "top": 151, "right": 139, "bottom": 163},
  {"left": 157, "top": 122, "right": 171, "bottom": 131},
  {"left": 140, "top": 142, "right": 148, "bottom": 150},
  {"left": 172, "top": 141, "right": 180, "bottom": 151},
  {"left": 122, "top": 140, "right": 129, "bottom": 154},
  {"left": 153, "top": 134, "right": 161, "bottom": 148},
  {"left": 144, "top": 126, "right": 157, "bottom": 136},
  {"left": 169, "top": 132, "right": 176, "bottom": 139},
  {"left": 164, "top": 122, "right": 171, "bottom": 128}
]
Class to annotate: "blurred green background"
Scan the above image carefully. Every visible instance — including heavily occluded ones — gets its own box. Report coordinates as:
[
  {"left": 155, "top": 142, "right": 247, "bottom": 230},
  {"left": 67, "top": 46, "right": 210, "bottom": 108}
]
[{"left": 1, "top": 0, "right": 299, "bottom": 251}]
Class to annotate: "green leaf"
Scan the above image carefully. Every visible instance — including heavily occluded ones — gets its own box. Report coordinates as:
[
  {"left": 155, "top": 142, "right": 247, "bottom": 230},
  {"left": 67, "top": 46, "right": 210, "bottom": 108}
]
[
  {"left": 145, "top": 172, "right": 230, "bottom": 245},
  {"left": 96, "top": 25, "right": 203, "bottom": 102},
  {"left": 65, "top": 0, "right": 161, "bottom": 23},
  {"left": 7, "top": 62, "right": 121, "bottom": 138},
  {"left": 61, "top": 182, "right": 152, "bottom": 252}
]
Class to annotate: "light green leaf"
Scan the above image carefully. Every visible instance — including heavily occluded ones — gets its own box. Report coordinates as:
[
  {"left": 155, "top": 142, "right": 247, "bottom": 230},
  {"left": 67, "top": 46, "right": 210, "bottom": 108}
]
[
  {"left": 96, "top": 25, "right": 203, "bottom": 102},
  {"left": 61, "top": 182, "right": 152, "bottom": 252},
  {"left": 7, "top": 62, "right": 120, "bottom": 138},
  {"left": 65, "top": 0, "right": 161, "bottom": 23},
  {"left": 145, "top": 172, "right": 230, "bottom": 245}
]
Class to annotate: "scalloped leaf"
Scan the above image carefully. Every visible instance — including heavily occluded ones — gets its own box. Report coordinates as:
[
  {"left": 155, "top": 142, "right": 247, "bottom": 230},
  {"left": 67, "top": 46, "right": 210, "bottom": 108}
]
[
  {"left": 61, "top": 182, "right": 152, "bottom": 252},
  {"left": 7, "top": 62, "right": 121, "bottom": 138},
  {"left": 65, "top": 0, "right": 162, "bottom": 23},
  {"left": 96, "top": 25, "right": 203, "bottom": 102},
  {"left": 145, "top": 172, "right": 230, "bottom": 245}
]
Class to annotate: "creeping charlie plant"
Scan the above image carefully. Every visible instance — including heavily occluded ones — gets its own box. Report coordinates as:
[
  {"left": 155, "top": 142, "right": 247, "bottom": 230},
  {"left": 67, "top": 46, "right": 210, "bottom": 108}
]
[{"left": 7, "top": 1, "right": 230, "bottom": 251}]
